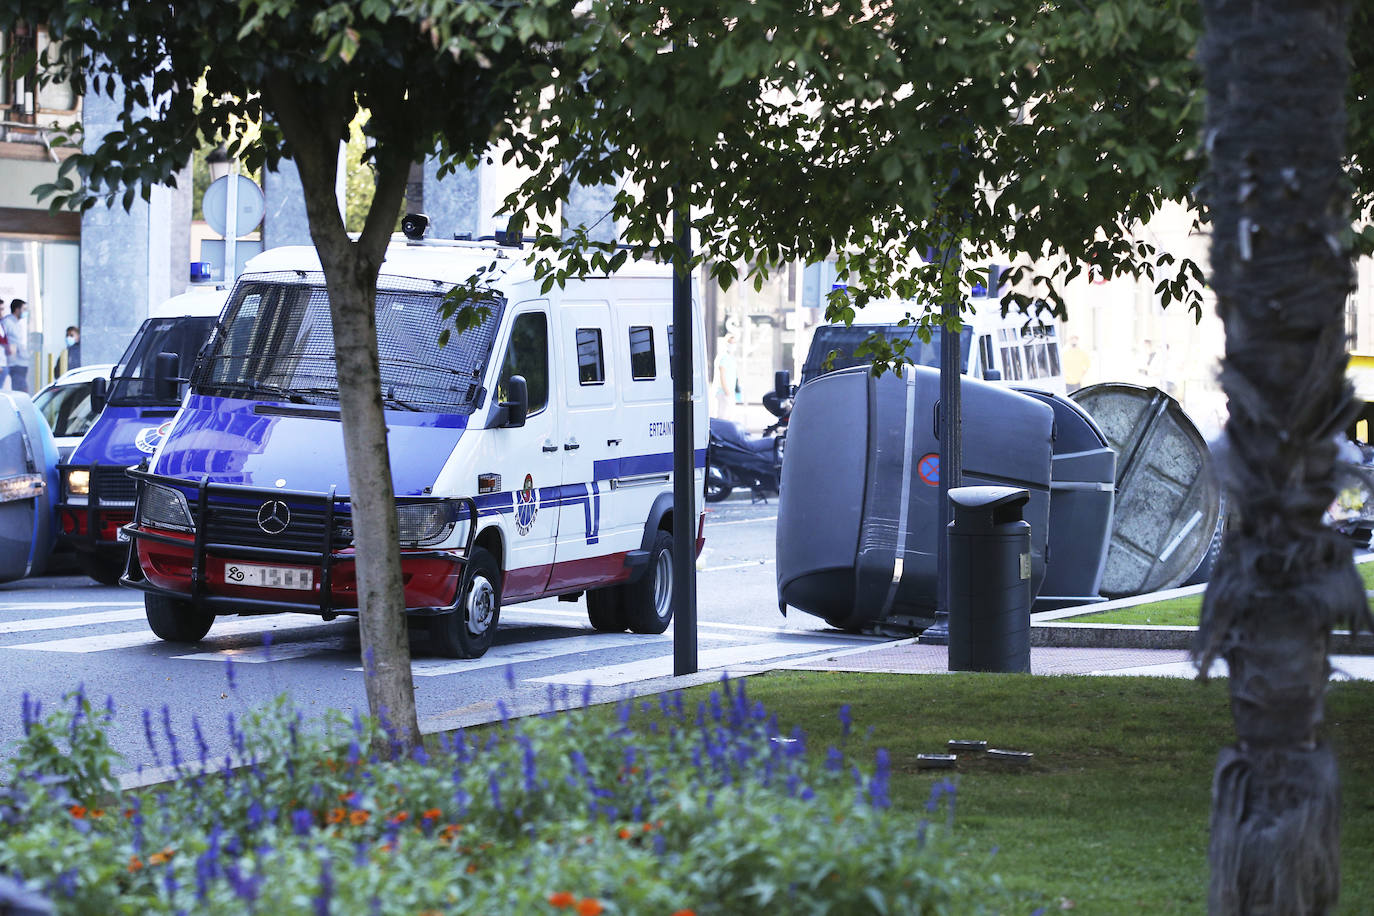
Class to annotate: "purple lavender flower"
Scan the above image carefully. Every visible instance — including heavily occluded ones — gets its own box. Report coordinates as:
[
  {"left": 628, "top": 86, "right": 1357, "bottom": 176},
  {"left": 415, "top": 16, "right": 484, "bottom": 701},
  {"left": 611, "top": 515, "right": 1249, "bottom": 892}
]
[
  {"left": 838, "top": 704, "right": 852, "bottom": 739},
  {"left": 224, "top": 656, "right": 237, "bottom": 692},
  {"left": 162, "top": 705, "right": 182, "bottom": 769},
  {"left": 293, "top": 808, "right": 314, "bottom": 836},
  {"left": 504, "top": 664, "right": 517, "bottom": 690},
  {"left": 142, "top": 708, "right": 163, "bottom": 766},
  {"left": 313, "top": 858, "right": 333, "bottom": 916}
]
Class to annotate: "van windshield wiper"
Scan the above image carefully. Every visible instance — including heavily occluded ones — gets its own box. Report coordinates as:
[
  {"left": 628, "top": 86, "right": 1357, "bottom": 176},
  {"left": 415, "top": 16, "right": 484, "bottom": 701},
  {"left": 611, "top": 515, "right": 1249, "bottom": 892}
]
[{"left": 382, "top": 389, "right": 421, "bottom": 411}]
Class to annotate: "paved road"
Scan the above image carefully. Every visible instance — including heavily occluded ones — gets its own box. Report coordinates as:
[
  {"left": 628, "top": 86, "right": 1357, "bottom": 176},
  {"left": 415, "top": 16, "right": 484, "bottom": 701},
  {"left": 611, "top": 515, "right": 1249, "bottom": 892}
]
[{"left": 0, "top": 494, "right": 881, "bottom": 773}]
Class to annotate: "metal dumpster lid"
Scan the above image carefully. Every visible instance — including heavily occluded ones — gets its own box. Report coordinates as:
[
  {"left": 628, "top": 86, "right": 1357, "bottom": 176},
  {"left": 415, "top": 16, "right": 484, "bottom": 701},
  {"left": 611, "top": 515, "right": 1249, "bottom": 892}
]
[{"left": 1070, "top": 383, "right": 1220, "bottom": 597}]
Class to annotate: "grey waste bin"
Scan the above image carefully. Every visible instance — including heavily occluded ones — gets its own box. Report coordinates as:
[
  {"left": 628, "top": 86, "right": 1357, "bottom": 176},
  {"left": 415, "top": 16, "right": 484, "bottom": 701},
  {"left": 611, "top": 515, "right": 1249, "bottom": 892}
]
[{"left": 947, "top": 486, "right": 1032, "bottom": 673}]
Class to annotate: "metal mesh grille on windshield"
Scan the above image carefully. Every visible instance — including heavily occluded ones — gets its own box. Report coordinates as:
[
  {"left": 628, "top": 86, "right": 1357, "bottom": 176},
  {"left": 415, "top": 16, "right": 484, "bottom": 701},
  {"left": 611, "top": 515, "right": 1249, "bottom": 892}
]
[{"left": 191, "top": 272, "right": 505, "bottom": 415}]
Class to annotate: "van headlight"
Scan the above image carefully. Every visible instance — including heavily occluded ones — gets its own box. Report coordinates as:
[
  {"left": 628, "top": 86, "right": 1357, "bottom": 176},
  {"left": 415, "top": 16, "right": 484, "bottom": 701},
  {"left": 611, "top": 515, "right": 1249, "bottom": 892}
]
[
  {"left": 138, "top": 484, "right": 195, "bottom": 533},
  {"left": 397, "top": 501, "right": 468, "bottom": 547},
  {"left": 66, "top": 467, "right": 90, "bottom": 497}
]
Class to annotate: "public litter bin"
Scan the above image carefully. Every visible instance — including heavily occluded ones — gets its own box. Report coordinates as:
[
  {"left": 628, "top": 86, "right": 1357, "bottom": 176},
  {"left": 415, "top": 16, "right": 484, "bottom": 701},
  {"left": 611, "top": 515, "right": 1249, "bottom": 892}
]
[{"left": 947, "top": 486, "right": 1032, "bottom": 673}]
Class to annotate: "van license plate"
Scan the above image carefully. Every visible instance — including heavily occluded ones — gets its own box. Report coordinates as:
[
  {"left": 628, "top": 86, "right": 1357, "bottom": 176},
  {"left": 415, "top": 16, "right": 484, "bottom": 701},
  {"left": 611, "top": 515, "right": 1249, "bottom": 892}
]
[{"left": 224, "top": 563, "right": 314, "bottom": 591}]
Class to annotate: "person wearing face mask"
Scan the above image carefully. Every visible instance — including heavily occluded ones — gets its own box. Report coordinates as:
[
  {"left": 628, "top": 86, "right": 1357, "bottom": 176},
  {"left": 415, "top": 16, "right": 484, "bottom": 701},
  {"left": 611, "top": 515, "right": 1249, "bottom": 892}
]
[
  {"left": 56, "top": 325, "right": 81, "bottom": 376},
  {"left": 1, "top": 299, "right": 28, "bottom": 393}
]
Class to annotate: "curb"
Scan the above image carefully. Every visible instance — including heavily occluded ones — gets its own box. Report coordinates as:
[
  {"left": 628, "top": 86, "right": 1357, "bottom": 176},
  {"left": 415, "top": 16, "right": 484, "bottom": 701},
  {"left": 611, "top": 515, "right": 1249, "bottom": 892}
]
[{"left": 1030, "top": 622, "right": 1374, "bottom": 654}]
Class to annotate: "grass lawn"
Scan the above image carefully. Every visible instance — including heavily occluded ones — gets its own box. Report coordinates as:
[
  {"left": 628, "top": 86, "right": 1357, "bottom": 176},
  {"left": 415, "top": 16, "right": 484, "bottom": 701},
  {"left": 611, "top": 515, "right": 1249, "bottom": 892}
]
[
  {"left": 1057, "top": 558, "right": 1374, "bottom": 626},
  {"left": 721, "top": 671, "right": 1374, "bottom": 914}
]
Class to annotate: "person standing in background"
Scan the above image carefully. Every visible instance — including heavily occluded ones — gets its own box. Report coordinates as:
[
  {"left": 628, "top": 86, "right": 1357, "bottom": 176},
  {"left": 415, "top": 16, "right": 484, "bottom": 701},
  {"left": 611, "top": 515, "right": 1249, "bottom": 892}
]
[
  {"left": 1, "top": 299, "right": 28, "bottom": 393},
  {"left": 1062, "top": 334, "right": 1091, "bottom": 393},
  {"left": 56, "top": 325, "right": 81, "bottom": 376},
  {"left": 0, "top": 311, "right": 8, "bottom": 390},
  {"left": 712, "top": 333, "right": 738, "bottom": 420}
]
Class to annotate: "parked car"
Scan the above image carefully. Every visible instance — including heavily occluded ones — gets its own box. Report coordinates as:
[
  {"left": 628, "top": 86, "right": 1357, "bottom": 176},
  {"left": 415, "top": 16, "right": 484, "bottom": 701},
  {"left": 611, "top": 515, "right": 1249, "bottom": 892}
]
[{"left": 33, "top": 364, "right": 115, "bottom": 461}]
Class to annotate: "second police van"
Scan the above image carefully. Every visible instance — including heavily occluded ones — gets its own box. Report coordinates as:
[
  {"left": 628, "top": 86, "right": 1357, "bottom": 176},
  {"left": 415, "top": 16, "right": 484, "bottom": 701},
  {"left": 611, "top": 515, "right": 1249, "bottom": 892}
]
[{"left": 120, "top": 234, "right": 708, "bottom": 659}]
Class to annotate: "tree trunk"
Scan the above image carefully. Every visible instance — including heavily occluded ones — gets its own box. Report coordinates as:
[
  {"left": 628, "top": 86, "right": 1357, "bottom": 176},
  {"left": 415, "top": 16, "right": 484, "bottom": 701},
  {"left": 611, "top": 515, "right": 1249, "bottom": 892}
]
[
  {"left": 264, "top": 76, "right": 422, "bottom": 752},
  {"left": 1195, "top": 1, "right": 1368, "bottom": 912}
]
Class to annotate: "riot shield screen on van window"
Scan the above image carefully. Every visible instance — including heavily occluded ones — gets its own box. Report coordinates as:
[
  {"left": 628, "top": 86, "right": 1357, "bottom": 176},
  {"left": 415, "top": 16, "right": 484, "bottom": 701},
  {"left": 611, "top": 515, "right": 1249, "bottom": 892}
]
[
  {"left": 109, "top": 316, "right": 218, "bottom": 405},
  {"left": 192, "top": 273, "right": 506, "bottom": 415}
]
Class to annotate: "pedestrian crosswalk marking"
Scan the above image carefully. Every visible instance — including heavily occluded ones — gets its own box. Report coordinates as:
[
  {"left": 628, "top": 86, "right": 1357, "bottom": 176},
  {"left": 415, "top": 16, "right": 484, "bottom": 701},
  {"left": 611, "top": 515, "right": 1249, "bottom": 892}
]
[
  {"left": 0, "top": 608, "right": 145, "bottom": 635},
  {"left": 4, "top": 615, "right": 348, "bottom": 654},
  {"left": 525, "top": 638, "right": 854, "bottom": 687}
]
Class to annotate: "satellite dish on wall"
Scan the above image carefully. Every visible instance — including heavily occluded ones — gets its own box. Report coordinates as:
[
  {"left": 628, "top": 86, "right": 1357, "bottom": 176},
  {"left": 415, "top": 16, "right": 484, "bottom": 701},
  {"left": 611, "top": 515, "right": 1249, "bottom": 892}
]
[{"left": 202, "top": 174, "right": 265, "bottom": 238}]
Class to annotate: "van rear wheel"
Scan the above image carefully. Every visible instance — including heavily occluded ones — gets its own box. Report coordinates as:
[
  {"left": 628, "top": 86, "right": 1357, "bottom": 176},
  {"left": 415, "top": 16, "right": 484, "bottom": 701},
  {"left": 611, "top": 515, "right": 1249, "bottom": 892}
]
[
  {"left": 621, "top": 530, "right": 675, "bottom": 634},
  {"left": 145, "top": 593, "right": 215, "bottom": 643},
  {"left": 430, "top": 546, "right": 501, "bottom": 659}
]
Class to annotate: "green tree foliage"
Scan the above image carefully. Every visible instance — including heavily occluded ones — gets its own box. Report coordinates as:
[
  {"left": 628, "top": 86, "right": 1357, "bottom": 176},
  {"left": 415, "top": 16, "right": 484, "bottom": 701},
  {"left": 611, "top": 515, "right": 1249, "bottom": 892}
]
[
  {"left": 505, "top": 0, "right": 1208, "bottom": 342},
  {"left": 0, "top": 0, "right": 579, "bottom": 751}
]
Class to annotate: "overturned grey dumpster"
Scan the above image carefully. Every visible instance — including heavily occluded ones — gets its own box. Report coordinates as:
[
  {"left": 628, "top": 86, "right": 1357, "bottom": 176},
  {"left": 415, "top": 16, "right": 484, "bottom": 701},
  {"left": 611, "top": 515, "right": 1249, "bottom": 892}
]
[
  {"left": 1014, "top": 388, "right": 1116, "bottom": 610},
  {"left": 776, "top": 364, "right": 1053, "bottom": 631},
  {"left": 1070, "top": 383, "right": 1220, "bottom": 597}
]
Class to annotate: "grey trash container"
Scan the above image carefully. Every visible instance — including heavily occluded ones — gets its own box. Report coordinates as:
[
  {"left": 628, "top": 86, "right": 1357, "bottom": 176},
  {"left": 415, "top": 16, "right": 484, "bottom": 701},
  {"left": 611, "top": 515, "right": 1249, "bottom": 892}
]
[{"left": 947, "top": 486, "right": 1032, "bottom": 673}]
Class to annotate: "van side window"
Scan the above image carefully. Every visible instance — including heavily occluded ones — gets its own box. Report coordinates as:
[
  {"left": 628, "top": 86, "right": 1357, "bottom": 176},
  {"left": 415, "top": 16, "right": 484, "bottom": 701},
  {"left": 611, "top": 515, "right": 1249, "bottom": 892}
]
[
  {"left": 666, "top": 324, "right": 675, "bottom": 379},
  {"left": 628, "top": 326, "right": 656, "bottom": 380},
  {"left": 498, "top": 312, "right": 550, "bottom": 414},
  {"left": 978, "top": 334, "right": 995, "bottom": 377},
  {"left": 576, "top": 328, "right": 605, "bottom": 385},
  {"left": 996, "top": 328, "right": 1024, "bottom": 380}
]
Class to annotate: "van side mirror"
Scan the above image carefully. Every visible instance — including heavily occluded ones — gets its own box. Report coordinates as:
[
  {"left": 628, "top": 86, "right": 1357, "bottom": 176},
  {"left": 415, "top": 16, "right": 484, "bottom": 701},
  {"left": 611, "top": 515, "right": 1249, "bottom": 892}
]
[
  {"left": 90, "top": 375, "right": 108, "bottom": 411},
  {"left": 774, "top": 369, "right": 792, "bottom": 399},
  {"left": 984, "top": 368, "right": 1002, "bottom": 382},
  {"left": 153, "top": 352, "right": 182, "bottom": 402},
  {"left": 500, "top": 375, "right": 528, "bottom": 428}
]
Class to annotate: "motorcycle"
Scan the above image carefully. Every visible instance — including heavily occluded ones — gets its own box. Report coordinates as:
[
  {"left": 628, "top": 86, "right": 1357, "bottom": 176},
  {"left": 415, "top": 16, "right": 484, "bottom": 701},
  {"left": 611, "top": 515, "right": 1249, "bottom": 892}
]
[{"left": 705, "top": 384, "right": 792, "bottom": 503}]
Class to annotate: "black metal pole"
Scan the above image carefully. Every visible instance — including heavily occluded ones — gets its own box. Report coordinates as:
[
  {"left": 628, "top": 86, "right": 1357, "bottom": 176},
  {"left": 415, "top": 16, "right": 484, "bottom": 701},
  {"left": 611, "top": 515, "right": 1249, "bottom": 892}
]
[
  {"left": 923, "top": 282, "right": 963, "bottom": 646},
  {"left": 671, "top": 194, "right": 698, "bottom": 676}
]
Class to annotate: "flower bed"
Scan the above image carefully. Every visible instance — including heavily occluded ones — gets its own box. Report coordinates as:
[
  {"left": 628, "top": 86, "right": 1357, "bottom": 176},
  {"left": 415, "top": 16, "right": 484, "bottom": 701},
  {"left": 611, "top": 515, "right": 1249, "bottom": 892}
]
[{"left": 1, "top": 677, "right": 1030, "bottom": 914}]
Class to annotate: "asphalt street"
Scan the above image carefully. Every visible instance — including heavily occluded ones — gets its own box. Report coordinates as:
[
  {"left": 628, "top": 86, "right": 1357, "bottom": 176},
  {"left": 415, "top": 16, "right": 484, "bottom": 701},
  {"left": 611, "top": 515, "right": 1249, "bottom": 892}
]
[{"left": 0, "top": 493, "right": 881, "bottom": 775}]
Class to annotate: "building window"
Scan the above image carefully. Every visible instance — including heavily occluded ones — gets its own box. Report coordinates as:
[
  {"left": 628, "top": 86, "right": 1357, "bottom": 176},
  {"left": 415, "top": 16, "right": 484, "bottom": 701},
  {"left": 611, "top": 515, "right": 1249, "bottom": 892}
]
[
  {"left": 576, "top": 327, "right": 605, "bottom": 385},
  {"left": 628, "top": 325, "right": 656, "bottom": 380}
]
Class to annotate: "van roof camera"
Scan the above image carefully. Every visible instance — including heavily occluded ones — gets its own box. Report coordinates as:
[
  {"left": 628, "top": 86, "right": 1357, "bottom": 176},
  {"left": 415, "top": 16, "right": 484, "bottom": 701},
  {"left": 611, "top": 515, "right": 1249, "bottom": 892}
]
[{"left": 401, "top": 213, "right": 429, "bottom": 241}]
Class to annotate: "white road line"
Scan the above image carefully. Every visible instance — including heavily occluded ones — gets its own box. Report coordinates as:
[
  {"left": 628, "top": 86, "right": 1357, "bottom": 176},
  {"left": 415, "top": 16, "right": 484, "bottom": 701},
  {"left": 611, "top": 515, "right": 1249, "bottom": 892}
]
[
  {"left": 2, "top": 616, "right": 345, "bottom": 654},
  {"left": 526, "top": 638, "right": 861, "bottom": 687},
  {"left": 705, "top": 515, "right": 778, "bottom": 527},
  {"left": 350, "top": 632, "right": 683, "bottom": 677},
  {"left": 0, "top": 608, "right": 145, "bottom": 635},
  {"left": 175, "top": 636, "right": 352, "bottom": 664},
  {"left": 0, "top": 601, "right": 144, "bottom": 611},
  {"left": 700, "top": 560, "right": 772, "bottom": 572},
  {"left": 503, "top": 604, "right": 877, "bottom": 640}
]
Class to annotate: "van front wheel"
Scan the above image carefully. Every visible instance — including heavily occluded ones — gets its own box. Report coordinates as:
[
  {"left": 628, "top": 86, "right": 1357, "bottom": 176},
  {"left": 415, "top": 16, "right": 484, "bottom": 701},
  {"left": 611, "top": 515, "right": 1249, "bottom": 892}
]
[
  {"left": 622, "top": 530, "right": 675, "bottom": 635},
  {"left": 430, "top": 547, "right": 501, "bottom": 659},
  {"left": 586, "top": 588, "right": 625, "bottom": 632},
  {"left": 145, "top": 593, "right": 215, "bottom": 643}
]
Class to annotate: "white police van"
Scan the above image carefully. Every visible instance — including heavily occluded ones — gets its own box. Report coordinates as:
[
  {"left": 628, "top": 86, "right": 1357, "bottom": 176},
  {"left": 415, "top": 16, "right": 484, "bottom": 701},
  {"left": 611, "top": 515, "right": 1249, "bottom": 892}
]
[{"left": 120, "top": 235, "right": 708, "bottom": 658}]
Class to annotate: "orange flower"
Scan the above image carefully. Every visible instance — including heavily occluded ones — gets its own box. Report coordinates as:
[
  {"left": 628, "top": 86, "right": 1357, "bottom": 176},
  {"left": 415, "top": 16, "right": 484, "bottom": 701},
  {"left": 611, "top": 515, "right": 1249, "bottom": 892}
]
[
  {"left": 148, "top": 847, "right": 175, "bottom": 866},
  {"left": 127, "top": 856, "right": 144, "bottom": 873},
  {"left": 90, "top": 809, "right": 105, "bottom": 819},
  {"left": 576, "top": 899, "right": 603, "bottom": 916},
  {"left": 340, "top": 791, "right": 357, "bottom": 803},
  {"left": 422, "top": 808, "right": 443, "bottom": 821},
  {"left": 617, "top": 827, "right": 634, "bottom": 840},
  {"left": 349, "top": 810, "right": 371, "bottom": 827},
  {"left": 327, "top": 808, "right": 346, "bottom": 825},
  {"left": 390, "top": 811, "right": 410, "bottom": 824},
  {"left": 642, "top": 822, "right": 654, "bottom": 832},
  {"left": 671, "top": 910, "right": 696, "bottom": 916},
  {"left": 68, "top": 805, "right": 87, "bottom": 819},
  {"left": 465, "top": 863, "right": 478, "bottom": 874},
  {"left": 548, "top": 891, "right": 576, "bottom": 908}
]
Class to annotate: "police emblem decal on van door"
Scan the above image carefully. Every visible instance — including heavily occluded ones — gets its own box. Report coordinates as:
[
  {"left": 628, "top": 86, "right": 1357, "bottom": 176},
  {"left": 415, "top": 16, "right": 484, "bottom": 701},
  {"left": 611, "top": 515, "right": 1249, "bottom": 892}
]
[
  {"left": 134, "top": 420, "right": 174, "bottom": 454},
  {"left": 515, "top": 474, "right": 538, "bottom": 536}
]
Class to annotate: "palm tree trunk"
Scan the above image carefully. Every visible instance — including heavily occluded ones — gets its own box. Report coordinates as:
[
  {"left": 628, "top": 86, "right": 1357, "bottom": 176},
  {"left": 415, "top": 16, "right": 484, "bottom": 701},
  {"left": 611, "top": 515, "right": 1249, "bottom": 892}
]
[{"left": 1196, "top": 1, "right": 1369, "bottom": 912}]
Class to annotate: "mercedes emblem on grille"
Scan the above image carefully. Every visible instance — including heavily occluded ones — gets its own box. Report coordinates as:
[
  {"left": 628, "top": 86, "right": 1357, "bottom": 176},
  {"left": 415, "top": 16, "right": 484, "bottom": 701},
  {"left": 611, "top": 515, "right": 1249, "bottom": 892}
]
[{"left": 257, "top": 500, "right": 292, "bottom": 535}]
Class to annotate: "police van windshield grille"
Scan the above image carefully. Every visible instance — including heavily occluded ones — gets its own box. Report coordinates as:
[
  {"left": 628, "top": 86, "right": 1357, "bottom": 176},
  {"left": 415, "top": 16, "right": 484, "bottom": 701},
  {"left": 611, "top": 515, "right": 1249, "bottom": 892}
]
[
  {"left": 191, "top": 273, "right": 505, "bottom": 414},
  {"left": 110, "top": 316, "right": 217, "bottom": 405}
]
